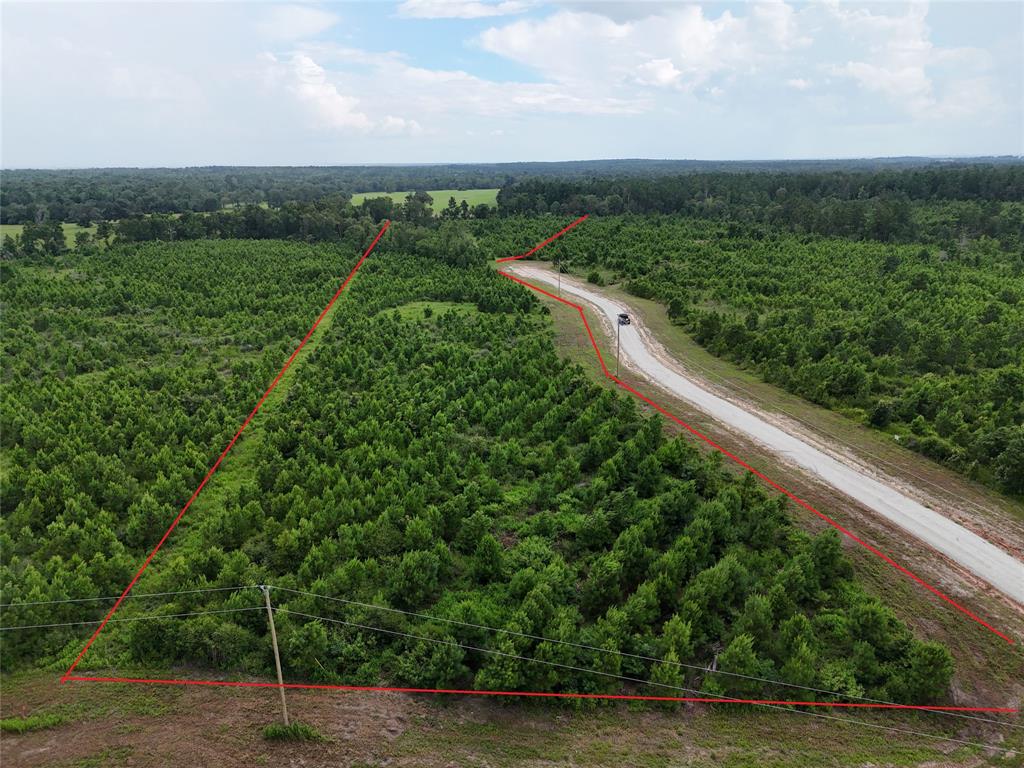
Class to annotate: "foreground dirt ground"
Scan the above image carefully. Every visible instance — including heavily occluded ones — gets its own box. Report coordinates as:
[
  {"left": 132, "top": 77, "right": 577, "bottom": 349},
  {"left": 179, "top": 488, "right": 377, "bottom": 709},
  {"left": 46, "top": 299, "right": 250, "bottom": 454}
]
[{"left": 2, "top": 672, "right": 1021, "bottom": 768}]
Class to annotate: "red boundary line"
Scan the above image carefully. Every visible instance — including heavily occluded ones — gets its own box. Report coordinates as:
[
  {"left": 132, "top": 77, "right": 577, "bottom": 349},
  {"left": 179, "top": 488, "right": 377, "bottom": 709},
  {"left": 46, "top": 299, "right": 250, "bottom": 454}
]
[
  {"left": 496, "top": 225, "right": 1013, "bottom": 647},
  {"left": 60, "top": 216, "right": 1016, "bottom": 713},
  {"left": 62, "top": 677, "right": 1017, "bottom": 713},
  {"left": 495, "top": 214, "right": 588, "bottom": 262},
  {"left": 61, "top": 221, "right": 391, "bottom": 681}
]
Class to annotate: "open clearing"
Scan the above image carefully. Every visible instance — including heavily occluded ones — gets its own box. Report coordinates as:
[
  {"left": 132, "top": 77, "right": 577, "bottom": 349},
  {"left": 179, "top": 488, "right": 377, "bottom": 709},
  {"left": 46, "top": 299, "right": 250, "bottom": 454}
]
[
  {"left": 350, "top": 188, "right": 499, "bottom": 212},
  {"left": 0, "top": 223, "right": 97, "bottom": 248}
]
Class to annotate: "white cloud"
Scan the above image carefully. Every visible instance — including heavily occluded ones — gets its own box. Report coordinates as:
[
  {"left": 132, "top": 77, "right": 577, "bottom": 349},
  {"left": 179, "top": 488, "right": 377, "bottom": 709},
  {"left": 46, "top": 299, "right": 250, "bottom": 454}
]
[
  {"left": 476, "top": 5, "right": 808, "bottom": 94},
  {"left": 304, "top": 42, "right": 646, "bottom": 117},
  {"left": 263, "top": 44, "right": 636, "bottom": 139},
  {"left": 263, "top": 52, "right": 421, "bottom": 135},
  {"left": 478, "top": 11, "right": 631, "bottom": 87},
  {"left": 381, "top": 115, "right": 423, "bottom": 135},
  {"left": 106, "top": 65, "right": 203, "bottom": 103},
  {"left": 827, "top": 2, "right": 999, "bottom": 118},
  {"left": 636, "top": 59, "right": 682, "bottom": 87},
  {"left": 926, "top": 77, "right": 1001, "bottom": 120},
  {"left": 397, "top": 0, "right": 531, "bottom": 20},
  {"left": 1, "top": 0, "right": 1019, "bottom": 165},
  {"left": 752, "top": 0, "right": 812, "bottom": 51},
  {"left": 833, "top": 60, "right": 933, "bottom": 114},
  {"left": 257, "top": 5, "right": 339, "bottom": 41},
  {"left": 285, "top": 53, "right": 373, "bottom": 131},
  {"left": 397, "top": 63, "right": 644, "bottom": 115}
]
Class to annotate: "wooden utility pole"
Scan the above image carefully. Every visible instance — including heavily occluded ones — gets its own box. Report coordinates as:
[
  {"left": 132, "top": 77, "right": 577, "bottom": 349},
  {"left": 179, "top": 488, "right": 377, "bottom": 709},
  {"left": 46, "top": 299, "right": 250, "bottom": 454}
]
[{"left": 260, "top": 585, "right": 289, "bottom": 726}]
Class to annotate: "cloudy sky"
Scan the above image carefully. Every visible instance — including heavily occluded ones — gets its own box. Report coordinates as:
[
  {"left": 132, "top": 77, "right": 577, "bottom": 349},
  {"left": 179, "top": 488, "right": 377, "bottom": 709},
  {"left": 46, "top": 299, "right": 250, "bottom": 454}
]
[{"left": 2, "top": 1, "right": 1021, "bottom": 167}]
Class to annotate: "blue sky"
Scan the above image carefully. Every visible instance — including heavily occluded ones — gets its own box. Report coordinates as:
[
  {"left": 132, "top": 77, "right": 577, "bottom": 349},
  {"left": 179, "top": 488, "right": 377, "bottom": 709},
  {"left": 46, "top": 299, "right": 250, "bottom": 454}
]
[{"left": 2, "top": 1, "right": 1021, "bottom": 167}]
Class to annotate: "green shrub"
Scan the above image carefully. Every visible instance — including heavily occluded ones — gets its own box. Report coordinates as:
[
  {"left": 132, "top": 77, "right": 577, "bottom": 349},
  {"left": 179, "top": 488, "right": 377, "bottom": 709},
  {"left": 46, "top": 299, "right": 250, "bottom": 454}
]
[
  {"left": 262, "top": 721, "right": 325, "bottom": 742},
  {"left": 1, "top": 713, "right": 66, "bottom": 733}
]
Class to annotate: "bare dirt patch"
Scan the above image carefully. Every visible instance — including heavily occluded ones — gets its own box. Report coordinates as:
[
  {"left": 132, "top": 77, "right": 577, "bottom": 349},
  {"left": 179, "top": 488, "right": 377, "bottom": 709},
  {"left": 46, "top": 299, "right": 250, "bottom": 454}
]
[
  {"left": 3, "top": 672, "right": 1020, "bottom": 768},
  {"left": 2, "top": 674, "right": 424, "bottom": 768}
]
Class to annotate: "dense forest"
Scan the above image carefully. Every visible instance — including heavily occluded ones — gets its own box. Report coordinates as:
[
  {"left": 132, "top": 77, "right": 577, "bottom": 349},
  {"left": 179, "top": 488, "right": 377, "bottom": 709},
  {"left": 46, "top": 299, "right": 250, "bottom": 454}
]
[
  {"left": 473, "top": 216, "right": 1024, "bottom": 494},
  {"left": 2, "top": 238, "right": 952, "bottom": 705},
  {"left": 1, "top": 239, "right": 369, "bottom": 624},
  {"left": 496, "top": 169, "right": 1024, "bottom": 245},
  {"left": 2, "top": 159, "right": 1020, "bottom": 226},
  {"left": 0, "top": 167, "right": 494, "bottom": 224},
  {"left": 1, "top": 195, "right": 492, "bottom": 260}
]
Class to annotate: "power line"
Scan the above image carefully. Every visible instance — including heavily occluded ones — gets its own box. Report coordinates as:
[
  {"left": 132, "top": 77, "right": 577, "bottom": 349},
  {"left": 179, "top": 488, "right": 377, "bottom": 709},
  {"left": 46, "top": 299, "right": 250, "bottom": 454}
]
[
  {"left": 0, "top": 606, "right": 264, "bottom": 632},
  {"left": 271, "top": 585, "right": 1020, "bottom": 729},
  {"left": 7, "top": 580, "right": 1013, "bottom": 733},
  {"left": 0, "top": 584, "right": 256, "bottom": 610},
  {"left": 276, "top": 606, "right": 1016, "bottom": 756},
  {"left": 8, "top": 585, "right": 1011, "bottom": 729}
]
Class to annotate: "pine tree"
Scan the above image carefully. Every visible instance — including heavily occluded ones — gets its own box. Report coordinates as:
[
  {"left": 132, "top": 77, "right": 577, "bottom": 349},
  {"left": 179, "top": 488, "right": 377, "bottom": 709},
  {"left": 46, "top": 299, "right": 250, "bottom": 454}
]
[{"left": 647, "top": 649, "right": 686, "bottom": 710}]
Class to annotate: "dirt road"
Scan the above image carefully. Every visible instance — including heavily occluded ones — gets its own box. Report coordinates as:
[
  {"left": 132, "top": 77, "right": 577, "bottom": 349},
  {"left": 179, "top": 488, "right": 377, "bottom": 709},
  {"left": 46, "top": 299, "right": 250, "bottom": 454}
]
[{"left": 507, "top": 263, "right": 1024, "bottom": 606}]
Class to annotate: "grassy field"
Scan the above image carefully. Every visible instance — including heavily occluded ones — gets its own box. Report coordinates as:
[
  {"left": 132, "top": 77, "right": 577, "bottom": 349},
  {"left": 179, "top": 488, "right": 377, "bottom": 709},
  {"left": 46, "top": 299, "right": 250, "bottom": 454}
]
[
  {"left": 0, "top": 222, "right": 98, "bottom": 248},
  {"left": 350, "top": 188, "right": 498, "bottom": 213}
]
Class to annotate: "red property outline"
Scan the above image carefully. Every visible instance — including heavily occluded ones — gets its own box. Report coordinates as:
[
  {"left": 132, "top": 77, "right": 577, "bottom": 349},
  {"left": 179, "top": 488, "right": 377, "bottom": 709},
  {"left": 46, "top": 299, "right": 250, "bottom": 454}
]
[
  {"left": 61, "top": 677, "right": 1017, "bottom": 713},
  {"left": 495, "top": 214, "right": 588, "bottom": 262},
  {"left": 61, "top": 221, "right": 391, "bottom": 681},
  {"left": 60, "top": 216, "right": 1016, "bottom": 714}
]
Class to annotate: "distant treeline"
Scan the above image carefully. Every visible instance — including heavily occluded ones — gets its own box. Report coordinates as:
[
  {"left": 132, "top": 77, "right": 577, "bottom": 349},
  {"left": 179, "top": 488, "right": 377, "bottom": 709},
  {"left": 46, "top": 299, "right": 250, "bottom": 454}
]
[
  {"left": 2, "top": 159, "right": 1020, "bottom": 225},
  {"left": 496, "top": 167, "right": 1024, "bottom": 245},
  {"left": 2, "top": 198, "right": 492, "bottom": 272}
]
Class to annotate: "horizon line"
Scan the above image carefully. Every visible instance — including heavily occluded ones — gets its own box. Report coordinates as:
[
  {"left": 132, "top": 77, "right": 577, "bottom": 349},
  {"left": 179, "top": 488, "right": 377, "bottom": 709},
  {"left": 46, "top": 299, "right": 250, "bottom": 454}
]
[{"left": 2, "top": 155, "right": 1023, "bottom": 173}]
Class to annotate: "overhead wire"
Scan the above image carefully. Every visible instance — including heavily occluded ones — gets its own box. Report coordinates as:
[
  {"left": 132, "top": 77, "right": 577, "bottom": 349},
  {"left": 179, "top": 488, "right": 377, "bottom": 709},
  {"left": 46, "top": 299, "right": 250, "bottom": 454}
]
[
  {"left": 0, "top": 606, "right": 264, "bottom": 632},
  {"left": 0, "top": 584, "right": 257, "bottom": 610},
  {"left": 272, "top": 585, "right": 1021, "bottom": 729},
  {"left": 5, "top": 581, "right": 1015, "bottom": 734},
  {"left": 276, "top": 606, "right": 1017, "bottom": 756}
]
